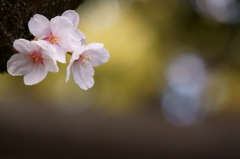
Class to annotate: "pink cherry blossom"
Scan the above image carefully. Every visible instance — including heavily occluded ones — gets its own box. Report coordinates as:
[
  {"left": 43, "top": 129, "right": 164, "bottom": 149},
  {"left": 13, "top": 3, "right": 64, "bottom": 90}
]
[
  {"left": 28, "top": 13, "right": 82, "bottom": 63},
  {"left": 7, "top": 39, "right": 59, "bottom": 85}
]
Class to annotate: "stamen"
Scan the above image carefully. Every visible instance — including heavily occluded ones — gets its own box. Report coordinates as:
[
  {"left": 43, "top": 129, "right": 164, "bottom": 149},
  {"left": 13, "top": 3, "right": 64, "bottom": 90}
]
[
  {"left": 79, "top": 53, "right": 92, "bottom": 67},
  {"left": 43, "top": 32, "right": 59, "bottom": 44},
  {"left": 27, "top": 52, "right": 44, "bottom": 65}
]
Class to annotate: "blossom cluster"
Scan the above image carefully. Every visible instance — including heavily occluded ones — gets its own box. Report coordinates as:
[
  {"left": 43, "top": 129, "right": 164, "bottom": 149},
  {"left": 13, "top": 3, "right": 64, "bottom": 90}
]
[{"left": 7, "top": 10, "right": 110, "bottom": 90}]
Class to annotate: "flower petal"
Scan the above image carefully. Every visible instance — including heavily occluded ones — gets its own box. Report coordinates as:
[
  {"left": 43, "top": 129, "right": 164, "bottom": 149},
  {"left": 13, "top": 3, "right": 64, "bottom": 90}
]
[
  {"left": 74, "top": 29, "right": 86, "bottom": 45},
  {"left": 34, "top": 39, "right": 51, "bottom": 50},
  {"left": 65, "top": 60, "right": 73, "bottom": 83},
  {"left": 58, "top": 34, "right": 81, "bottom": 52},
  {"left": 50, "top": 16, "right": 73, "bottom": 37},
  {"left": 85, "top": 43, "right": 104, "bottom": 50},
  {"left": 52, "top": 44, "right": 66, "bottom": 63},
  {"left": 24, "top": 65, "right": 48, "bottom": 85},
  {"left": 61, "top": 10, "right": 79, "bottom": 30},
  {"left": 71, "top": 61, "right": 94, "bottom": 90},
  {"left": 72, "top": 46, "right": 84, "bottom": 60},
  {"left": 84, "top": 44, "right": 110, "bottom": 67},
  {"left": 7, "top": 54, "right": 32, "bottom": 76},
  {"left": 35, "top": 40, "right": 59, "bottom": 60},
  {"left": 13, "top": 39, "right": 34, "bottom": 54},
  {"left": 66, "top": 47, "right": 84, "bottom": 83},
  {"left": 28, "top": 14, "right": 50, "bottom": 39},
  {"left": 41, "top": 48, "right": 59, "bottom": 72}
]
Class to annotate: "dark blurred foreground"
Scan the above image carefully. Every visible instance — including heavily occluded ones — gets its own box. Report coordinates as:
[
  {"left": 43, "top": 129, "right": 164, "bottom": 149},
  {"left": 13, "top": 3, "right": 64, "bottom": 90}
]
[{"left": 1, "top": 104, "right": 240, "bottom": 159}]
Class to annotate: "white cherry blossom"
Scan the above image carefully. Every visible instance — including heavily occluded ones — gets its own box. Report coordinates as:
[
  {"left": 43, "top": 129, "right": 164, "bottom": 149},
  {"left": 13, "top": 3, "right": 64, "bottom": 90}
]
[
  {"left": 7, "top": 39, "right": 59, "bottom": 85},
  {"left": 7, "top": 10, "right": 109, "bottom": 89},
  {"left": 28, "top": 13, "right": 82, "bottom": 63},
  {"left": 66, "top": 43, "right": 110, "bottom": 90}
]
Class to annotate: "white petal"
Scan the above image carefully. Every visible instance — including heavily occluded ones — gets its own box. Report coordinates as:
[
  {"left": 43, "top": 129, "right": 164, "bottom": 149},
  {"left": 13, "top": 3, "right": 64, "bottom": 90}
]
[
  {"left": 65, "top": 48, "right": 84, "bottom": 83},
  {"left": 50, "top": 16, "right": 73, "bottom": 37},
  {"left": 41, "top": 48, "right": 59, "bottom": 72},
  {"left": 52, "top": 44, "right": 66, "bottom": 63},
  {"left": 85, "top": 48, "right": 110, "bottom": 67},
  {"left": 43, "top": 59, "right": 58, "bottom": 72},
  {"left": 71, "top": 61, "right": 94, "bottom": 90},
  {"left": 72, "top": 47, "right": 84, "bottom": 60},
  {"left": 74, "top": 29, "right": 86, "bottom": 45},
  {"left": 34, "top": 39, "right": 51, "bottom": 50},
  {"left": 24, "top": 65, "right": 48, "bottom": 85},
  {"left": 61, "top": 10, "right": 79, "bottom": 30},
  {"left": 35, "top": 40, "right": 59, "bottom": 61},
  {"left": 7, "top": 54, "right": 32, "bottom": 76},
  {"left": 28, "top": 14, "right": 50, "bottom": 39},
  {"left": 85, "top": 43, "right": 104, "bottom": 50},
  {"left": 58, "top": 35, "right": 81, "bottom": 52},
  {"left": 13, "top": 39, "right": 34, "bottom": 54},
  {"left": 65, "top": 60, "right": 74, "bottom": 83},
  {"left": 71, "top": 62, "right": 81, "bottom": 85}
]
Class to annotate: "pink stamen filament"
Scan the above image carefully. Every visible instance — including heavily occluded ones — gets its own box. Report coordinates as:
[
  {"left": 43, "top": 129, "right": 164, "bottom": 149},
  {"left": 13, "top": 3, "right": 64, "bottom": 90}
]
[
  {"left": 43, "top": 32, "right": 58, "bottom": 44},
  {"left": 27, "top": 52, "right": 44, "bottom": 65},
  {"left": 75, "top": 53, "right": 92, "bottom": 67}
]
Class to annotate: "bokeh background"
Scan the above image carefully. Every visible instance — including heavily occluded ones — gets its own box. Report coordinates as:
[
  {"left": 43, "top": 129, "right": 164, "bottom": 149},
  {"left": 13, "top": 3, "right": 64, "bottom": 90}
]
[{"left": 1, "top": 0, "right": 240, "bottom": 158}]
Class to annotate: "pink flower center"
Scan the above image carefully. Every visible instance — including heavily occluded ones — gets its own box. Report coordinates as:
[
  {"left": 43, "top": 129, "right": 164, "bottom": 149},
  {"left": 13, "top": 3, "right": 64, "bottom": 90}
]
[
  {"left": 43, "top": 32, "right": 58, "bottom": 44},
  {"left": 27, "top": 52, "right": 44, "bottom": 65},
  {"left": 79, "top": 53, "right": 91, "bottom": 67}
]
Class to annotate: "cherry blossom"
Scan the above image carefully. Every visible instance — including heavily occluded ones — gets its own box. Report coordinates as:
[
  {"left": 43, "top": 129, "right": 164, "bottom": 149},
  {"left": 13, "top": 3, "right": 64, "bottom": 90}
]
[
  {"left": 7, "top": 10, "right": 109, "bottom": 89},
  {"left": 66, "top": 43, "right": 110, "bottom": 90},
  {"left": 7, "top": 39, "right": 59, "bottom": 85},
  {"left": 28, "top": 13, "right": 82, "bottom": 63}
]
